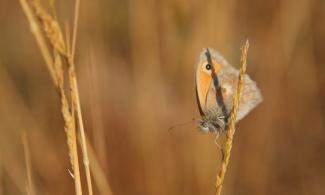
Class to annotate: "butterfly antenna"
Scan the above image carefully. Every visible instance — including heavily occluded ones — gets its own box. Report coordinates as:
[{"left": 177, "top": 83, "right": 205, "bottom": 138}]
[{"left": 168, "top": 117, "right": 196, "bottom": 133}]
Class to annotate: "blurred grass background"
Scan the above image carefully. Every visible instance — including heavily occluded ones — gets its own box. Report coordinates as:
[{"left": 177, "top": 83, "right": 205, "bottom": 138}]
[{"left": 1, "top": 0, "right": 325, "bottom": 194}]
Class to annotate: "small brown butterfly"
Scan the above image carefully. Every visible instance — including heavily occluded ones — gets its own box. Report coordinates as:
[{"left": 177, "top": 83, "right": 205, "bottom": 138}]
[{"left": 195, "top": 48, "right": 262, "bottom": 133}]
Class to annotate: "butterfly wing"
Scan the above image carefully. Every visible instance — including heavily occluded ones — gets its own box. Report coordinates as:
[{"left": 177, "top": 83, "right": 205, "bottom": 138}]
[
  {"left": 196, "top": 48, "right": 262, "bottom": 121},
  {"left": 217, "top": 67, "right": 263, "bottom": 121},
  {"left": 210, "top": 49, "right": 263, "bottom": 121},
  {"left": 195, "top": 49, "right": 221, "bottom": 116}
]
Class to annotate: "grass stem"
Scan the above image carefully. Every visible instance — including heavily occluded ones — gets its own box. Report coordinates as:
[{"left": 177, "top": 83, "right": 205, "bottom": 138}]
[{"left": 215, "top": 40, "right": 250, "bottom": 195}]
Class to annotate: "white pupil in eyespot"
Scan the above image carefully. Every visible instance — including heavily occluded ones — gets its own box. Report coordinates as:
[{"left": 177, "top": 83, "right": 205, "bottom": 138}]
[{"left": 205, "top": 64, "right": 211, "bottom": 70}]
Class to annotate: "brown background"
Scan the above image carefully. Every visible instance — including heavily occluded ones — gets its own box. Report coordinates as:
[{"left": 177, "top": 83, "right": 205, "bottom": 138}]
[{"left": 1, "top": 0, "right": 325, "bottom": 194}]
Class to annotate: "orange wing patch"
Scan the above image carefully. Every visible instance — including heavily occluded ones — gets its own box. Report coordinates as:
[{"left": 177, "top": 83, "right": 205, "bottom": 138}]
[{"left": 196, "top": 60, "right": 223, "bottom": 114}]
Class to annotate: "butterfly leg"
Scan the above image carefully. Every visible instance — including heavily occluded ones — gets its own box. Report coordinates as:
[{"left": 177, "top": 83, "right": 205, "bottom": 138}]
[{"left": 214, "top": 132, "right": 225, "bottom": 160}]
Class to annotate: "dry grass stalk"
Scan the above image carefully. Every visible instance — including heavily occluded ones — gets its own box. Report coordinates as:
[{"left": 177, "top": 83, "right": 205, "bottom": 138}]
[
  {"left": 29, "top": 0, "right": 66, "bottom": 55},
  {"left": 71, "top": 0, "right": 80, "bottom": 61},
  {"left": 67, "top": 1, "right": 94, "bottom": 194},
  {"left": 71, "top": 63, "right": 94, "bottom": 195},
  {"left": 86, "top": 138, "right": 114, "bottom": 195},
  {"left": 22, "top": 132, "right": 36, "bottom": 195},
  {"left": 18, "top": 0, "right": 57, "bottom": 85},
  {"left": 215, "top": 40, "right": 250, "bottom": 195},
  {"left": 68, "top": 1, "right": 94, "bottom": 194},
  {"left": 18, "top": 0, "right": 92, "bottom": 194},
  {"left": 54, "top": 52, "right": 83, "bottom": 195}
]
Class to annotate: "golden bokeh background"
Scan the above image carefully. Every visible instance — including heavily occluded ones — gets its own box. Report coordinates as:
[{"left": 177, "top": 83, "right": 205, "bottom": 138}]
[{"left": 1, "top": 0, "right": 325, "bottom": 194}]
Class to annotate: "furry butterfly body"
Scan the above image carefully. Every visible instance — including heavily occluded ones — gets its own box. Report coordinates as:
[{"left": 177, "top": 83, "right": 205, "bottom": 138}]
[{"left": 196, "top": 48, "right": 262, "bottom": 133}]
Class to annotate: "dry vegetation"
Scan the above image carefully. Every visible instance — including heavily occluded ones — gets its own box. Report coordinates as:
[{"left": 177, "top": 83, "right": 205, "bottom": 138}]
[
  {"left": 19, "top": 0, "right": 94, "bottom": 194},
  {"left": 1, "top": 0, "right": 325, "bottom": 195},
  {"left": 215, "top": 40, "right": 249, "bottom": 195}
]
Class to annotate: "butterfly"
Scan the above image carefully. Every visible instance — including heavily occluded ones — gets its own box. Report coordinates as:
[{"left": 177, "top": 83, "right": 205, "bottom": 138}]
[{"left": 195, "top": 48, "right": 262, "bottom": 133}]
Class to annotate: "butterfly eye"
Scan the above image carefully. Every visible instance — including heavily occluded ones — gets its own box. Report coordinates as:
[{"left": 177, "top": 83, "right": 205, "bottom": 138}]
[
  {"left": 198, "top": 121, "right": 210, "bottom": 133},
  {"left": 205, "top": 64, "right": 212, "bottom": 70}
]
